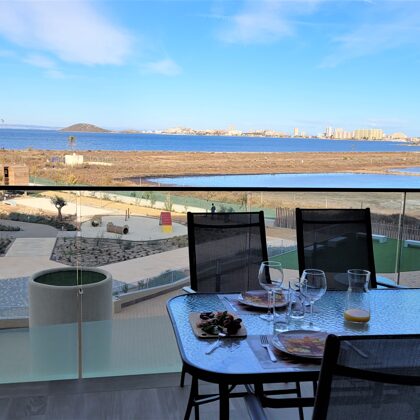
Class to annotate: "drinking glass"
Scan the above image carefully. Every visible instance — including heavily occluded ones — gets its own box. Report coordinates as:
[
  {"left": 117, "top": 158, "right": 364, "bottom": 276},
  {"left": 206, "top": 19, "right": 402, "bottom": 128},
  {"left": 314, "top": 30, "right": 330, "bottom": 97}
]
[
  {"left": 344, "top": 269, "right": 371, "bottom": 323},
  {"left": 287, "top": 280, "right": 305, "bottom": 321},
  {"left": 258, "top": 261, "right": 284, "bottom": 321},
  {"left": 300, "top": 269, "right": 327, "bottom": 330}
]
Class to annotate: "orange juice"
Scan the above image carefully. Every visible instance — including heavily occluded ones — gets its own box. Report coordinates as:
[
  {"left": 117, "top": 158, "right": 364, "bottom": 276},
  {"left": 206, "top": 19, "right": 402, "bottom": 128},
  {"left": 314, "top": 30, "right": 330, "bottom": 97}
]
[{"left": 344, "top": 308, "right": 370, "bottom": 322}]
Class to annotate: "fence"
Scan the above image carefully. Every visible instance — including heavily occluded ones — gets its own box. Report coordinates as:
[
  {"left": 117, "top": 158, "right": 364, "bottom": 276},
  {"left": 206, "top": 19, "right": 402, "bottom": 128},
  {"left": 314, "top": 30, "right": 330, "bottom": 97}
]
[{"left": 274, "top": 207, "right": 420, "bottom": 241}]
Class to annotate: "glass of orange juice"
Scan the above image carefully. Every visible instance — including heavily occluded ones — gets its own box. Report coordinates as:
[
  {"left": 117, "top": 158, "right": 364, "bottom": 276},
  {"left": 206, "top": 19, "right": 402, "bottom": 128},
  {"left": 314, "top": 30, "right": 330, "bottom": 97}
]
[{"left": 344, "top": 269, "right": 370, "bottom": 323}]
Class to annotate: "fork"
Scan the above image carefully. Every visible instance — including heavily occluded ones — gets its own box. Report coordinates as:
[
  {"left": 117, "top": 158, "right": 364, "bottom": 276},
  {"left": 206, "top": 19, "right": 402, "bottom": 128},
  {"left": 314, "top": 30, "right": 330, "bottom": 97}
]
[
  {"left": 205, "top": 332, "right": 226, "bottom": 354},
  {"left": 260, "top": 335, "right": 277, "bottom": 362}
]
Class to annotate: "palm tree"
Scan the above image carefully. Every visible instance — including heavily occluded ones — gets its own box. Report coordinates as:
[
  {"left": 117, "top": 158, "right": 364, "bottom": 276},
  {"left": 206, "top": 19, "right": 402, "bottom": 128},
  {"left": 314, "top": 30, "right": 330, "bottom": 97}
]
[
  {"left": 68, "top": 136, "right": 77, "bottom": 150},
  {"left": 51, "top": 196, "right": 67, "bottom": 221}
]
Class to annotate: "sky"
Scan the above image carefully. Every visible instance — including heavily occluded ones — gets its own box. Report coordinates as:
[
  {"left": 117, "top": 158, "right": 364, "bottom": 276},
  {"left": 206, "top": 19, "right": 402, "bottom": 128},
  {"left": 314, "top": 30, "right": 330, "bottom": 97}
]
[{"left": 1, "top": 0, "right": 420, "bottom": 136}]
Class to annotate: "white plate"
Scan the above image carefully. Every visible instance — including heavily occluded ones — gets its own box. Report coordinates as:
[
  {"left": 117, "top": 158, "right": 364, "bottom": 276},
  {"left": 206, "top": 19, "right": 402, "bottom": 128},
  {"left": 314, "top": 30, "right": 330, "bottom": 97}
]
[
  {"left": 237, "top": 290, "right": 288, "bottom": 309},
  {"left": 271, "top": 330, "right": 328, "bottom": 360}
]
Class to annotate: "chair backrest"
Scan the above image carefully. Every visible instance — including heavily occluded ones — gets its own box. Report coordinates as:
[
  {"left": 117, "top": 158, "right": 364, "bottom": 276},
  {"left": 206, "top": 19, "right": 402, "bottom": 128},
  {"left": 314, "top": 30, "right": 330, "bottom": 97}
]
[
  {"left": 313, "top": 334, "right": 420, "bottom": 420},
  {"left": 187, "top": 211, "right": 268, "bottom": 292},
  {"left": 296, "top": 208, "right": 377, "bottom": 290}
]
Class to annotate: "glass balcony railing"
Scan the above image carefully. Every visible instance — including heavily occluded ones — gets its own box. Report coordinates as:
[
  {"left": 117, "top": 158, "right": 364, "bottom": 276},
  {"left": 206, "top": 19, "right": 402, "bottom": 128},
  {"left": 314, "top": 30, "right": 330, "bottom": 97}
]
[{"left": 0, "top": 186, "right": 418, "bottom": 384}]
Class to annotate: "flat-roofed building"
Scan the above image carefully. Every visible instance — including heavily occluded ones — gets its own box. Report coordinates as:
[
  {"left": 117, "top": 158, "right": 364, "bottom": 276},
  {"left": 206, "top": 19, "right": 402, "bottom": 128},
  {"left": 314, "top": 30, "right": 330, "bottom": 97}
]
[{"left": 353, "top": 128, "right": 384, "bottom": 140}]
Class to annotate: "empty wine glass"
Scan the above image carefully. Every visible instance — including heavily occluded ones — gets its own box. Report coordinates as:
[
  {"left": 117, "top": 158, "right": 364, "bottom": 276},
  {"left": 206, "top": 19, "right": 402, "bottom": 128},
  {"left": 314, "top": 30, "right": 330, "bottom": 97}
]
[
  {"left": 258, "top": 261, "right": 284, "bottom": 321},
  {"left": 300, "top": 269, "right": 327, "bottom": 330}
]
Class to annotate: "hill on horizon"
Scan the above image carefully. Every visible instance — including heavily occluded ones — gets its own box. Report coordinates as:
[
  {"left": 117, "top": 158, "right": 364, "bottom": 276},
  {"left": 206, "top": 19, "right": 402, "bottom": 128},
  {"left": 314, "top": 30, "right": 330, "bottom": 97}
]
[{"left": 60, "top": 123, "right": 110, "bottom": 133}]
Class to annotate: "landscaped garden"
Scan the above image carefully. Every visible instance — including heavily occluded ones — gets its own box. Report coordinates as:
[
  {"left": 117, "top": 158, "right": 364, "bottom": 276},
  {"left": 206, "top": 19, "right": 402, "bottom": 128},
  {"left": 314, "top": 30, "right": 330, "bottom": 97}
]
[
  {"left": 273, "top": 238, "right": 420, "bottom": 274},
  {"left": 51, "top": 235, "right": 188, "bottom": 267}
]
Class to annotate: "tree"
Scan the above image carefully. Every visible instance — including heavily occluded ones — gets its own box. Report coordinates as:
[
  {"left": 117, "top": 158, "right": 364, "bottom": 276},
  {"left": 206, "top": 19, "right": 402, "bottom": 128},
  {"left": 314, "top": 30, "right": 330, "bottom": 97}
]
[
  {"left": 68, "top": 136, "right": 77, "bottom": 150},
  {"left": 51, "top": 196, "right": 67, "bottom": 221}
]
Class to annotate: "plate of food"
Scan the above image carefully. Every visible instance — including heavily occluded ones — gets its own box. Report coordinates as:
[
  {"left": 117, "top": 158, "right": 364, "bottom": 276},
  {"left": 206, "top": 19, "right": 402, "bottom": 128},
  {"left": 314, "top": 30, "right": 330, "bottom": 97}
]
[
  {"left": 189, "top": 311, "right": 247, "bottom": 338},
  {"left": 271, "top": 330, "right": 328, "bottom": 360},
  {"left": 238, "top": 290, "right": 287, "bottom": 309}
]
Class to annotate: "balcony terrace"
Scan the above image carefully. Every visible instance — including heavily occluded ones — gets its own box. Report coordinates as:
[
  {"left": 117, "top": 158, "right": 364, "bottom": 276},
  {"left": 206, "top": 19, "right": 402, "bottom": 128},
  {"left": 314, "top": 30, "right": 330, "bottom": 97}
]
[{"left": 0, "top": 186, "right": 419, "bottom": 419}]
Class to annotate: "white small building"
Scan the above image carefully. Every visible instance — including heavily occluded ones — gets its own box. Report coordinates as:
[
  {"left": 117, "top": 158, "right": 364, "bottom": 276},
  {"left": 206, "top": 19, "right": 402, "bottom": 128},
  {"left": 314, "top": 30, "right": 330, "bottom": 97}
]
[{"left": 64, "top": 153, "right": 84, "bottom": 166}]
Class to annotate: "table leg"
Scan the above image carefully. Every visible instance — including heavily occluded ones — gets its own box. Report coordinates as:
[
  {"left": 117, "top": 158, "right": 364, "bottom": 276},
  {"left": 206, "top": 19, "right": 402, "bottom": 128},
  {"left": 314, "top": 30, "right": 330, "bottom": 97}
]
[
  {"left": 184, "top": 375, "right": 199, "bottom": 420},
  {"left": 219, "top": 383, "right": 229, "bottom": 419}
]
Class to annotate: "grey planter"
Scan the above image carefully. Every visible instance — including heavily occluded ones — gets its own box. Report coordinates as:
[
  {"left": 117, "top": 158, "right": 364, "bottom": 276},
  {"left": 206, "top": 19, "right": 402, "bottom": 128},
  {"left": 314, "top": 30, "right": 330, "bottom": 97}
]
[{"left": 29, "top": 267, "right": 113, "bottom": 327}]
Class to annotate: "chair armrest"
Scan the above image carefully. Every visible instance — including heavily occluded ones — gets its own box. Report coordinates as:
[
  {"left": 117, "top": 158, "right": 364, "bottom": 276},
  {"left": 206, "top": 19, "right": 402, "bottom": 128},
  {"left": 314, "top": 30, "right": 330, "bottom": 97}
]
[
  {"left": 182, "top": 286, "right": 196, "bottom": 294},
  {"left": 377, "top": 281, "right": 407, "bottom": 289},
  {"left": 376, "top": 275, "right": 408, "bottom": 289}
]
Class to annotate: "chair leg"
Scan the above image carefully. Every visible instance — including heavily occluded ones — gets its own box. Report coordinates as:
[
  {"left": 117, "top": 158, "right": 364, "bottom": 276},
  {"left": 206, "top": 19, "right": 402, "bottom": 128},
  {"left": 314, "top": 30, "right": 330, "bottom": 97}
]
[{"left": 180, "top": 364, "right": 186, "bottom": 387}]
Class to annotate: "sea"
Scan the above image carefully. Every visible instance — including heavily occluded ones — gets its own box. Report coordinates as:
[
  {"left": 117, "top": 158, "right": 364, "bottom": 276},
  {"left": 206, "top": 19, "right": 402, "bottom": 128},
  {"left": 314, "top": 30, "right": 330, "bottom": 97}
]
[
  {"left": 0, "top": 128, "right": 419, "bottom": 188},
  {"left": 0, "top": 128, "right": 420, "bottom": 153}
]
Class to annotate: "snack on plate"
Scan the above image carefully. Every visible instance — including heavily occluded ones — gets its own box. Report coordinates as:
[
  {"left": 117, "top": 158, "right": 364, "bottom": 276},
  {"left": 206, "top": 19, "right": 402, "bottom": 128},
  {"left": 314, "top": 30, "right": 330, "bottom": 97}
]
[
  {"left": 282, "top": 334, "right": 326, "bottom": 357},
  {"left": 242, "top": 291, "right": 286, "bottom": 305},
  {"left": 197, "top": 311, "right": 242, "bottom": 335}
]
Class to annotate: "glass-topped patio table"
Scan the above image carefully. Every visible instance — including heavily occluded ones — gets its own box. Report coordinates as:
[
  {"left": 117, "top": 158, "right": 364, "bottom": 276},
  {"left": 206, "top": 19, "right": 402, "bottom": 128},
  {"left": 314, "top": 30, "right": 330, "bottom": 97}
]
[{"left": 167, "top": 289, "right": 420, "bottom": 419}]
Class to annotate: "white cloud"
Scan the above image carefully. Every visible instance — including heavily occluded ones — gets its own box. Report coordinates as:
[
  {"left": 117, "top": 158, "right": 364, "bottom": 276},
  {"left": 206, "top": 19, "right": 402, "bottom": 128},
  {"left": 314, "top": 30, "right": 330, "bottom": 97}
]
[
  {"left": 22, "top": 53, "right": 65, "bottom": 78},
  {"left": 218, "top": 2, "right": 291, "bottom": 44},
  {"left": 320, "top": 3, "right": 420, "bottom": 67},
  {"left": 216, "top": 0, "right": 322, "bottom": 44},
  {"left": 0, "top": 0, "right": 132, "bottom": 65},
  {"left": 23, "top": 54, "right": 56, "bottom": 70},
  {"left": 142, "top": 59, "right": 182, "bottom": 76},
  {"left": 321, "top": 22, "right": 419, "bottom": 67}
]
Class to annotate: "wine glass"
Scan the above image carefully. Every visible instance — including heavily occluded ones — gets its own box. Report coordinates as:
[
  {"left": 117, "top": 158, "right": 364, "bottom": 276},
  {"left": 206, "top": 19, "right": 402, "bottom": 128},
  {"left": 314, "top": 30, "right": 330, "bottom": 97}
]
[
  {"left": 258, "top": 261, "right": 284, "bottom": 321},
  {"left": 300, "top": 269, "right": 327, "bottom": 330}
]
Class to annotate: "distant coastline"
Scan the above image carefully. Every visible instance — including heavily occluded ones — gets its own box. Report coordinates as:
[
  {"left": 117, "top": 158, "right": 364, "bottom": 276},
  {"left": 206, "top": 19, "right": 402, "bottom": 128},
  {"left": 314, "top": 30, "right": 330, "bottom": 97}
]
[{"left": 2, "top": 122, "right": 418, "bottom": 144}]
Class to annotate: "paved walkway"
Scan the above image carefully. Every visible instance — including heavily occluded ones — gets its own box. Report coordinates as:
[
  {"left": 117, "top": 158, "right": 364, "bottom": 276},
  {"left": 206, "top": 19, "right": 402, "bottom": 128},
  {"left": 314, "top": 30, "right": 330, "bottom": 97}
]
[
  {"left": 0, "top": 220, "right": 59, "bottom": 238},
  {"left": 0, "top": 256, "right": 64, "bottom": 278},
  {"left": 6, "top": 238, "right": 57, "bottom": 257},
  {"left": 103, "top": 247, "right": 189, "bottom": 284}
]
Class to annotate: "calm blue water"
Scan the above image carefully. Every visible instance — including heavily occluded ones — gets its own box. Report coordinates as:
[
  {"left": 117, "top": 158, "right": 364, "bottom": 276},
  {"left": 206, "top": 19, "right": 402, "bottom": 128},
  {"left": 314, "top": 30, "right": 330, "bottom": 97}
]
[
  {"left": 0, "top": 128, "right": 419, "bottom": 152},
  {"left": 392, "top": 167, "right": 420, "bottom": 173},
  {"left": 149, "top": 173, "right": 420, "bottom": 189}
]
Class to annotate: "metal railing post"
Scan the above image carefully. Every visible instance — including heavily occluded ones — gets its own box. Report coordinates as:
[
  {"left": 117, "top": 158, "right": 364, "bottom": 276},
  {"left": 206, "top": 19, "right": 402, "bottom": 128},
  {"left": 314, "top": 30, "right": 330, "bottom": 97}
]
[{"left": 394, "top": 192, "right": 407, "bottom": 285}]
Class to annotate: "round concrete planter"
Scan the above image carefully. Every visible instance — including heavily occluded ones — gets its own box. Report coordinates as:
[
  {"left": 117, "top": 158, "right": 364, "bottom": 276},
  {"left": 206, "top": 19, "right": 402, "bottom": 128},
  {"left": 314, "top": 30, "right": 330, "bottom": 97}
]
[{"left": 29, "top": 267, "right": 113, "bottom": 327}]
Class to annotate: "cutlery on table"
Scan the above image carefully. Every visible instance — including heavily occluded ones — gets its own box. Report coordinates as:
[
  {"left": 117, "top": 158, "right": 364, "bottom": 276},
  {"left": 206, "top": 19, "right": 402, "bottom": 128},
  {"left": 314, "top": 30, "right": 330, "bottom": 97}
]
[
  {"left": 260, "top": 335, "right": 277, "bottom": 362},
  {"left": 205, "top": 332, "right": 227, "bottom": 354}
]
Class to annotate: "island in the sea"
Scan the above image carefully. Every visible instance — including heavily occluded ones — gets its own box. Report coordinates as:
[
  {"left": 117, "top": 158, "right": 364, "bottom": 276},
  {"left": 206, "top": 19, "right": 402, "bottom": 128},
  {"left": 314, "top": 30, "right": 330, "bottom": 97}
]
[{"left": 60, "top": 123, "right": 110, "bottom": 133}]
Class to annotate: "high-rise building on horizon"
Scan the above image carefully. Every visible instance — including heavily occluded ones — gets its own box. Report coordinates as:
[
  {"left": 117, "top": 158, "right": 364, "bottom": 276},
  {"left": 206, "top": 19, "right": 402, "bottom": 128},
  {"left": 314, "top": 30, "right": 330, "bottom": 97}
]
[
  {"left": 334, "top": 128, "right": 344, "bottom": 139},
  {"left": 325, "top": 126, "right": 333, "bottom": 138},
  {"left": 293, "top": 127, "right": 299, "bottom": 137},
  {"left": 353, "top": 128, "right": 384, "bottom": 140}
]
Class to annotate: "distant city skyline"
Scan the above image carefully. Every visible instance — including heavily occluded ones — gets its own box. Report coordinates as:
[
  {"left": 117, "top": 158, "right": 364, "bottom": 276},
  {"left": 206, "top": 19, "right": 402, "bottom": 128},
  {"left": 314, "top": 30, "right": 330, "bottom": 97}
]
[
  {"left": 0, "top": 122, "right": 414, "bottom": 141},
  {"left": 1, "top": 1, "right": 420, "bottom": 135}
]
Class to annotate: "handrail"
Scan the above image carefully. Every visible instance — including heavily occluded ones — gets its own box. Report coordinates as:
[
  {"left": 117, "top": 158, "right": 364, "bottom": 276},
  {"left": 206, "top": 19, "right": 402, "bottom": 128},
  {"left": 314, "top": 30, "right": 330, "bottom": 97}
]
[{"left": 1, "top": 185, "right": 420, "bottom": 193}]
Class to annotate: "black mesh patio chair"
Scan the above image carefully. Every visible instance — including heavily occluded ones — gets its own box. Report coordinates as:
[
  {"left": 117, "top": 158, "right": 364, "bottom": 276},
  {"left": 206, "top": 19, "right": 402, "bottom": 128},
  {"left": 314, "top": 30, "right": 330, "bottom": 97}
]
[
  {"left": 313, "top": 334, "right": 420, "bottom": 420},
  {"left": 184, "top": 211, "right": 304, "bottom": 419},
  {"left": 296, "top": 208, "right": 396, "bottom": 290},
  {"left": 188, "top": 211, "right": 268, "bottom": 292}
]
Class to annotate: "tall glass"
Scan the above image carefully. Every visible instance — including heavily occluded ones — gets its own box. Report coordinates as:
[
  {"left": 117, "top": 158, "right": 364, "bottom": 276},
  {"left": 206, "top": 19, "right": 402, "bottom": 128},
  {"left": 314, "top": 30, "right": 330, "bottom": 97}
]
[
  {"left": 344, "top": 269, "right": 370, "bottom": 323},
  {"left": 258, "top": 261, "right": 284, "bottom": 321},
  {"left": 300, "top": 269, "right": 327, "bottom": 330}
]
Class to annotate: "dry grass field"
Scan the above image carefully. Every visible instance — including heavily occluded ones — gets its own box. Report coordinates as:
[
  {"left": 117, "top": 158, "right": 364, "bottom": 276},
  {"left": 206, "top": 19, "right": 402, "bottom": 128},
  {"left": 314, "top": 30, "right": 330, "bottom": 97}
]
[{"left": 0, "top": 149, "right": 419, "bottom": 186}]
